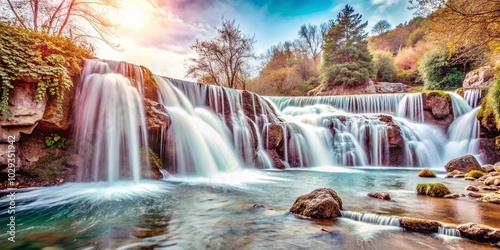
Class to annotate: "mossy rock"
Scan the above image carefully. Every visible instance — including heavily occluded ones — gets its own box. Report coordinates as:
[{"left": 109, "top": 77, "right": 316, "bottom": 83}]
[
  {"left": 418, "top": 168, "right": 436, "bottom": 177},
  {"left": 416, "top": 183, "right": 451, "bottom": 197},
  {"left": 465, "top": 170, "right": 484, "bottom": 179}
]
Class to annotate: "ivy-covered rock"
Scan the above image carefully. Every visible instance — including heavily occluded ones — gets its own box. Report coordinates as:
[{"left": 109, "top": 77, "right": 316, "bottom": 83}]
[
  {"left": 416, "top": 183, "right": 451, "bottom": 197},
  {"left": 0, "top": 23, "right": 91, "bottom": 120}
]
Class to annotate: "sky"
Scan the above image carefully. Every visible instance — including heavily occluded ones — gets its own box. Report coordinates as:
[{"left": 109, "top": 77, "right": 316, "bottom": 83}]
[{"left": 99, "top": 0, "right": 415, "bottom": 80}]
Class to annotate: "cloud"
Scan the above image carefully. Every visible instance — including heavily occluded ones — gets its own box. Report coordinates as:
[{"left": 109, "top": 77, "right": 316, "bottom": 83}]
[{"left": 371, "top": 0, "right": 402, "bottom": 10}]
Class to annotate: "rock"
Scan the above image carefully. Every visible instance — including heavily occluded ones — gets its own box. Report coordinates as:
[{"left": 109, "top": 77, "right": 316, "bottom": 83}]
[
  {"left": 479, "top": 138, "right": 500, "bottom": 165},
  {"left": 463, "top": 66, "right": 494, "bottom": 89},
  {"left": 378, "top": 82, "right": 407, "bottom": 93},
  {"left": 253, "top": 203, "right": 265, "bottom": 208},
  {"left": 416, "top": 183, "right": 451, "bottom": 197},
  {"left": 467, "top": 192, "right": 483, "bottom": 198},
  {"left": 482, "top": 164, "right": 495, "bottom": 173},
  {"left": 367, "top": 191, "right": 391, "bottom": 200},
  {"left": 495, "top": 162, "right": 500, "bottom": 172},
  {"left": 444, "top": 155, "right": 482, "bottom": 173},
  {"left": 443, "top": 193, "right": 460, "bottom": 199},
  {"left": 492, "top": 172, "right": 500, "bottom": 176},
  {"left": 290, "top": 188, "right": 343, "bottom": 219},
  {"left": 418, "top": 168, "right": 436, "bottom": 177},
  {"left": 464, "top": 177, "right": 476, "bottom": 181},
  {"left": 480, "top": 185, "right": 499, "bottom": 191},
  {"left": 421, "top": 92, "right": 454, "bottom": 130},
  {"left": 266, "top": 124, "right": 284, "bottom": 150},
  {"left": 0, "top": 82, "right": 48, "bottom": 127},
  {"left": 480, "top": 193, "right": 500, "bottom": 204},
  {"left": 454, "top": 174, "right": 465, "bottom": 178},
  {"left": 365, "top": 79, "right": 377, "bottom": 94},
  {"left": 496, "top": 179, "right": 500, "bottom": 186},
  {"left": 457, "top": 223, "right": 500, "bottom": 242},
  {"left": 445, "top": 170, "right": 464, "bottom": 178},
  {"left": 465, "top": 185, "right": 480, "bottom": 192},
  {"left": 400, "top": 217, "right": 441, "bottom": 233},
  {"left": 266, "top": 149, "right": 285, "bottom": 169},
  {"left": 484, "top": 176, "right": 500, "bottom": 186}
]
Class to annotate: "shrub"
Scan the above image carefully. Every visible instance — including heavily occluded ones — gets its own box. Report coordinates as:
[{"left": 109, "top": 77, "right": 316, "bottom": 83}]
[
  {"left": 418, "top": 48, "right": 466, "bottom": 90},
  {"left": 418, "top": 168, "right": 436, "bottom": 177},
  {"left": 406, "top": 28, "right": 425, "bottom": 47},
  {"left": 373, "top": 50, "right": 396, "bottom": 82},
  {"left": 416, "top": 183, "right": 451, "bottom": 197},
  {"left": 465, "top": 170, "right": 484, "bottom": 179}
]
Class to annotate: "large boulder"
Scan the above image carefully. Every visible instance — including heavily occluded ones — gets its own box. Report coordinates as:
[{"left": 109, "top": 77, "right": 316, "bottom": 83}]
[
  {"left": 290, "top": 188, "right": 343, "bottom": 219},
  {"left": 463, "top": 66, "right": 494, "bottom": 89},
  {"left": 444, "top": 155, "right": 482, "bottom": 173},
  {"left": 378, "top": 82, "right": 407, "bottom": 93}
]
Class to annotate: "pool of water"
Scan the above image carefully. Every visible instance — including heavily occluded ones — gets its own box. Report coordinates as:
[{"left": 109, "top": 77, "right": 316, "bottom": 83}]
[{"left": 1, "top": 168, "right": 498, "bottom": 249}]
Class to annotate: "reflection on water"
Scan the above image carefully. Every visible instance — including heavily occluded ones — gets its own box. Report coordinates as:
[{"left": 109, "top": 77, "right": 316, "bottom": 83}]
[{"left": 0, "top": 169, "right": 498, "bottom": 249}]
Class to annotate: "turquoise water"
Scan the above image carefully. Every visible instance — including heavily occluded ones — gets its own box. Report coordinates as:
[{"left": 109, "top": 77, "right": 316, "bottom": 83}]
[{"left": 1, "top": 168, "right": 498, "bottom": 249}]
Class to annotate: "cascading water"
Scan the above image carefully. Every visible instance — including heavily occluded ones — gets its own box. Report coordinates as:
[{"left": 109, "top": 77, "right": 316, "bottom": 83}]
[
  {"left": 463, "top": 89, "right": 483, "bottom": 108},
  {"left": 73, "top": 61, "right": 149, "bottom": 182},
  {"left": 74, "top": 59, "right": 483, "bottom": 179},
  {"left": 340, "top": 211, "right": 401, "bottom": 227}
]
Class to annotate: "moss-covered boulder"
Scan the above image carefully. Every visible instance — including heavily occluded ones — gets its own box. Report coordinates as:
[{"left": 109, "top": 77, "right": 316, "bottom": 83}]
[
  {"left": 465, "top": 170, "right": 484, "bottom": 179},
  {"left": 290, "top": 188, "right": 343, "bottom": 219},
  {"left": 480, "top": 193, "right": 500, "bottom": 204},
  {"left": 418, "top": 168, "right": 436, "bottom": 177},
  {"left": 416, "top": 183, "right": 451, "bottom": 197}
]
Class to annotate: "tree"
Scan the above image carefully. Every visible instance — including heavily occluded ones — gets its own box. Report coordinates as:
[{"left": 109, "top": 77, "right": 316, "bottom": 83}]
[
  {"left": 371, "top": 20, "right": 392, "bottom": 35},
  {"left": 408, "top": 0, "right": 445, "bottom": 17},
  {"left": 186, "top": 18, "right": 256, "bottom": 89},
  {"left": 320, "top": 5, "right": 375, "bottom": 88},
  {"left": 410, "top": 0, "right": 500, "bottom": 62},
  {"left": 0, "top": 0, "right": 120, "bottom": 49},
  {"left": 297, "top": 23, "right": 328, "bottom": 67}
]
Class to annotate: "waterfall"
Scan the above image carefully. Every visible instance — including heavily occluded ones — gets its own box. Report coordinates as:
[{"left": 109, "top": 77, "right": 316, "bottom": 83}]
[
  {"left": 74, "top": 61, "right": 148, "bottom": 182},
  {"left": 154, "top": 77, "right": 243, "bottom": 176},
  {"left": 463, "top": 89, "right": 483, "bottom": 108},
  {"left": 341, "top": 211, "right": 401, "bottom": 227},
  {"left": 73, "top": 59, "right": 483, "bottom": 178},
  {"left": 438, "top": 226, "right": 461, "bottom": 237},
  {"left": 445, "top": 107, "right": 481, "bottom": 160}
]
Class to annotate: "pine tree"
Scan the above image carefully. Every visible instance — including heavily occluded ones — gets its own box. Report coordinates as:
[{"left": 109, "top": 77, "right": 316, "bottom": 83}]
[{"left": 321, "top": 5, "right": 375, "bottom": 89}]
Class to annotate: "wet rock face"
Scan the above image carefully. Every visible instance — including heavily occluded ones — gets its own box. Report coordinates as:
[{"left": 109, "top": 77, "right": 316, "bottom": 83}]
[
  {"left": 444, "top": 155, "right": 482, "bottom": 173},
  {"left": 421, "top": 92, "right": 454, "bottom": 130},
  {"left": 290, "top": 188, "right": 343, "bottom": 219}
]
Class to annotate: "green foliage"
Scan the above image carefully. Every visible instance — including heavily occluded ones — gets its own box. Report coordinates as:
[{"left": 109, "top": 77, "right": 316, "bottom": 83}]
[
  {"left": 373, "top": 50, "right": 396, "bottom": 82},
  {"left": 418, "top": 168, "right": 436, "bottom": 177},
  {"left": 418, "top": 49, "right": 466, "bottom": 90},
  {"left": 479, "top": 78, "right": 500, "bottom": 129},
  {"left": 0, "top": 23, "right": 91, "bottom": 119},
  {"left": 321, "top": 5, "right": 375, "bottom": 88},
  {"left": 465, "top": 170, "right": 484, "bottom": 179},
  {"left": 45, "top": 134, "right": 71, "bottom": 149},
  {"left": 416, "top": 182, "right": 451, "bottom": 197},
  {"left": 406, "top": 28, "right": 425, "bottom": 47}
]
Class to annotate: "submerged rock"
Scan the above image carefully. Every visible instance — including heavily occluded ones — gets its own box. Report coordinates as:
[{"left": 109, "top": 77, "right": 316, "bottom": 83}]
[
  {"left": 290, "top": 188, "right": 343, "bottom": 219},
  {"left": 467, "top": 192, "right": 483, "bottom": 198},
  {"left": 444, "top": 155, "right": 482, "bottom": 173},
  {"left": 465, "top": 185, "right": 480, "bottom": 192},
  {"left": 443, "top": 193, "right": 461, "bottom": 199},
  {"left": 400, "top": 217, "right": 441, "bottom": 233},
  {"left": 367, "top": 191, "right": 391, "bottom": 200}
]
